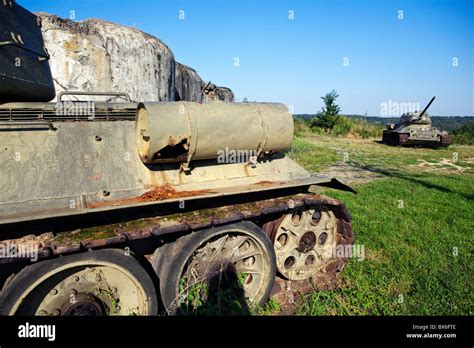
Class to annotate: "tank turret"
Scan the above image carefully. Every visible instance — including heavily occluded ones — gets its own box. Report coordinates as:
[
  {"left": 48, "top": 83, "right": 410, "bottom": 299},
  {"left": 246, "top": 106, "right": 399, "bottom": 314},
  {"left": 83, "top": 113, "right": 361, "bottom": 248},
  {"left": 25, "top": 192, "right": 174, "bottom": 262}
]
[
  {"left": 0, "top": 0, "right": 55, "bottom": 102},
  {"left": 382, "top": 96, "right": 452, "bottom": 147}
]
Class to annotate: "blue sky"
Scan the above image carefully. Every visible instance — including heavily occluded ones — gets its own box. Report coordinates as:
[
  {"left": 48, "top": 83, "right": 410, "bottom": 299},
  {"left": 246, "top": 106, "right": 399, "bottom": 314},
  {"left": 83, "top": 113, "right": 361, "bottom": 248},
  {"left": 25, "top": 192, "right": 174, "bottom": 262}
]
[{"left": 20, "top": 0, "right": 473, "bottom": 115}]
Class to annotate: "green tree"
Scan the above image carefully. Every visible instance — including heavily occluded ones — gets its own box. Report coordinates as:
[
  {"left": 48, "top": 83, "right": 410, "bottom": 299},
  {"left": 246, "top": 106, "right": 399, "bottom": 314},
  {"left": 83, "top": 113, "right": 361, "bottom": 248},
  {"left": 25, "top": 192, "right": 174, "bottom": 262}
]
[
  {"left": 311, "top": 90, "right": 341, "bottom": 130},
  {"left": 452, "top": 122, "right": 474, "bottom": 145}
]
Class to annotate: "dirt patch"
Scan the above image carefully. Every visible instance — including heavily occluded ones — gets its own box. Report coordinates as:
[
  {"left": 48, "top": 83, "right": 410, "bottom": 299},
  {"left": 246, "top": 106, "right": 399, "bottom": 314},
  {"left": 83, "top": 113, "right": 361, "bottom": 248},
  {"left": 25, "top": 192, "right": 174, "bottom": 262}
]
[
  {"left": 317, "top": 163, "right": 385, "bottom": 185},
  {"left": 415, "top": 158, "right": 466, "bottom": 173},
  {"left": 462, "top": 157, "right": 474, "bottom": 164},
  {"left": 366, "top": 248, "right": 389, "bottom": 262},
  {"left": 307, "top": 135, "right": 377, "bottom": 144}
]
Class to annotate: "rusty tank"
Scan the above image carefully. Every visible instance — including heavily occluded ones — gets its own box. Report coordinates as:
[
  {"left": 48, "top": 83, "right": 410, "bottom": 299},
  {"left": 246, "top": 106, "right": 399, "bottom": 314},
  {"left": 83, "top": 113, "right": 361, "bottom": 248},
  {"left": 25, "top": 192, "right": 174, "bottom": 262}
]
[
  {"left": 0, "top": 1, "right": 355, "bottom": 315},
  {"left": 382, "top": 96, "right": 452, "bottom": 147}
]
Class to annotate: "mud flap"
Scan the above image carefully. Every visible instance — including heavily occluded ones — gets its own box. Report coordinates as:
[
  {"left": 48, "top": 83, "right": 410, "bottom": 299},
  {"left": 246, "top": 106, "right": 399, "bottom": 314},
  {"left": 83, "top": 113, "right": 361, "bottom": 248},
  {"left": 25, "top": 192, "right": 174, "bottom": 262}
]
[{"left": 313, "top": 178, "right": 357, "bottom": 194}]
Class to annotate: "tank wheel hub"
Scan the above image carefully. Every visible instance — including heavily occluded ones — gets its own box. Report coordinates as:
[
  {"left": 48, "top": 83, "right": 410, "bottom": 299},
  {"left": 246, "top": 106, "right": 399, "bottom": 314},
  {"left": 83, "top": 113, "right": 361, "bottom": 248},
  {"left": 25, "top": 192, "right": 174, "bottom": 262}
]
[
  {"left": 273, "top": 209, "right": 337, "bottom": 281},
  {"left": 62, "top": 293, "right": 105, "bottom": 316},
  {"left": 34, "top": 265, "right": 139, "bottom": 316},
  {"left": 182, "top": 233, "right": 267, "bottom": 304}
]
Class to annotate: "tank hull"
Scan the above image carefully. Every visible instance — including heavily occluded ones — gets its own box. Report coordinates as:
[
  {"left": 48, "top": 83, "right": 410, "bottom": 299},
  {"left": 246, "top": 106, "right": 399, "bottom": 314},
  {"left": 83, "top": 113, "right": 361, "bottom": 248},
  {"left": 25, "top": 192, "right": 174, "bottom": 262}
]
[
  {"left": 382, "top": 129, "right": 452, "bottom": 147},
  {"left": 0, "top": 102, "right": 325, "bottom": 226}
]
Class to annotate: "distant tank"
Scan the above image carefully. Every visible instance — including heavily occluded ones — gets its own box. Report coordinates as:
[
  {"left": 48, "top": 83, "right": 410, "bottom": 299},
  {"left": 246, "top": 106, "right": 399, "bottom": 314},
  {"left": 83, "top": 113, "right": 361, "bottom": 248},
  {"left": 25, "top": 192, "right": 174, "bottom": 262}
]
[
  {"left": 382, "top": 96, "right": 452, "bottom": 147},
  {"left": 0, "top": 1, "right": 356, "bottom": 315}
]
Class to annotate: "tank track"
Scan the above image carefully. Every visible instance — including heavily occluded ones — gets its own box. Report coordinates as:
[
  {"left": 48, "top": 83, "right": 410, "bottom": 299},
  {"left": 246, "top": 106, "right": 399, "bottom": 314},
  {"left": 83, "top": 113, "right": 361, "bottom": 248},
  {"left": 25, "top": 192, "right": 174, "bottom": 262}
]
[
  {"left": 382, "top": 132, "right": 409, "bottom": 146},
  {"left": 0, "top": 193, "right": 353, "bottom": 265},
  {"left": 440, "top": 134, "right": 453, "bottom": 146},
  {"left": 383, "top": 132, "right": 452, "bottom": 147}
]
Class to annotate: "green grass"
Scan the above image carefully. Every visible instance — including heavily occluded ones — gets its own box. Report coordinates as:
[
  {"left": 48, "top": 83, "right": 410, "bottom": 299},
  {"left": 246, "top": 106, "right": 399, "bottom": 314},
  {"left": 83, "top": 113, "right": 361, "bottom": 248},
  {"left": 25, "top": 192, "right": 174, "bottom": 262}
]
[
  {"left": 287, "top": 134, "right": 474, "bottom": 175},
  {"left": 288, "top": 134, "right": 474, "bottom": 315},
  {"left": 286, "top": 137, "right": 340, "bottom": 172},
  {"left": 294, "top": 116, "right": 383, "bottom": 139},
  {"left": 177, "top": 273, "right": 281, "bottom": 316}
]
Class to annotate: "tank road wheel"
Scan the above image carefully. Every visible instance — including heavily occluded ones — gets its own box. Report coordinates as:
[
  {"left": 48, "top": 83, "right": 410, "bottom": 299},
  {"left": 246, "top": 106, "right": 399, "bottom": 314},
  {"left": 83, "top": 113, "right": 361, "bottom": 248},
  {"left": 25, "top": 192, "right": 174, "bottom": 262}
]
[
  {"left": 0, "top": 249, "right": 158, "bottom": 316},
  {"left": 272, "top": 208, "right": 353, "bottom": 290},
  {"left": 153, "top": 221, "right": 276, "bottom": 315}
]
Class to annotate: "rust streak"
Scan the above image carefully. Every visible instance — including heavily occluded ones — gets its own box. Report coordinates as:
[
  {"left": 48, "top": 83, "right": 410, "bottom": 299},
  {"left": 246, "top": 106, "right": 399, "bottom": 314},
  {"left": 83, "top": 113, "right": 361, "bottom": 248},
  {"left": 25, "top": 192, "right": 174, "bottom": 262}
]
[
  {"left": 253, "top": 180, "right": 275, "bottom": 187},
  {"left": 89, "top": 185, "right": 214, "bottom": 208}
]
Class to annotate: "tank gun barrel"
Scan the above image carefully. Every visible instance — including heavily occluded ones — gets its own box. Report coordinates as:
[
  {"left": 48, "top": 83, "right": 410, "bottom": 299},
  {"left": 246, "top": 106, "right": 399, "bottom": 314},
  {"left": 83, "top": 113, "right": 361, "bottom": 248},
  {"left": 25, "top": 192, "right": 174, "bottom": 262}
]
[{"left": 418, "top": 96, "right": 436, "bottom": 119}]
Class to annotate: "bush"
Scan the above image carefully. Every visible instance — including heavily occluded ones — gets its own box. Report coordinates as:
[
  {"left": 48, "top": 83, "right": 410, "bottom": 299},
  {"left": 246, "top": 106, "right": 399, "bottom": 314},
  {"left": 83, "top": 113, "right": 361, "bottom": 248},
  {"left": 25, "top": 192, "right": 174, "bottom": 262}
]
[
  {"left": 293, "top": 117, "right": 311, "bottom": 136},
  {"left": 330, "top": 116, "right": 383, "bottom": 138},
  {"left": 452, "top": 123, "right": 474, "bottom": 145},
  {"left": 332, "top": 116, "right": 352, "bottom": 137},
  {"left": 350, "top": 118, "right": 383, "bottom": 139},
  {"left": 311, "top": 112, "right": 341, "bottom": 130},
  {"left": 296, "top": 115, "right": 383, "bottom": 139}
]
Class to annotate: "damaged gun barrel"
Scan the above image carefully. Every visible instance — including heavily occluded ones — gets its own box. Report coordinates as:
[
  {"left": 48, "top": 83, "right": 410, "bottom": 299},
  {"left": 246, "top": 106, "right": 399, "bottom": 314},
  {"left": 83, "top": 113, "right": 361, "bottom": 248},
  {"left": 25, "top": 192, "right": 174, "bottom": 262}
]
[{"left": 136, "top": 101, "right": 294, "bottom": 164}]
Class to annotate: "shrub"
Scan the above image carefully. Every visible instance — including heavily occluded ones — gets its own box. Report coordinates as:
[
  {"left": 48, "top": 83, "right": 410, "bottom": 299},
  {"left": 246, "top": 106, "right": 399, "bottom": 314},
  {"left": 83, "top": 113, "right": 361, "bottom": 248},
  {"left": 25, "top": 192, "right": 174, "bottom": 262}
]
[
  {"left": 452, "top": 123, "right": 474, "bottom": 145},
  {"left": 330, "top": 116, "right": 383, "bottom": 138},
  {"left": 293, "top": 117, "right": 312, "bottom": 136},
  {"left": 350, "top": 118, "right": 383, "bottom": 138},
  {"left": 332, "top": 116, "right": 353, "bottom": 136}
]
